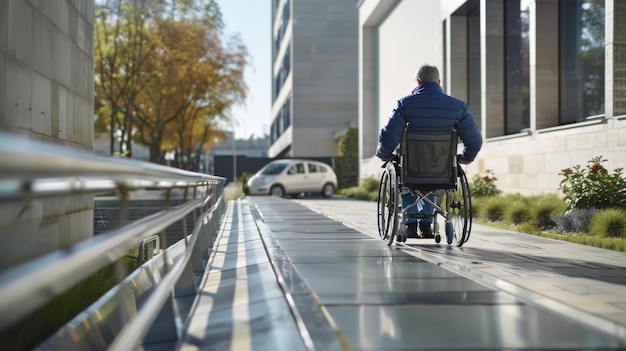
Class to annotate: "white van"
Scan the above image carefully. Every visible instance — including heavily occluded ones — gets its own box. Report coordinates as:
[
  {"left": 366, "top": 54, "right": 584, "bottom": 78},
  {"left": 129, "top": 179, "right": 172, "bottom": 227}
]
[{"left": 246, "top": 159, "right": 337, "bottom": 198}]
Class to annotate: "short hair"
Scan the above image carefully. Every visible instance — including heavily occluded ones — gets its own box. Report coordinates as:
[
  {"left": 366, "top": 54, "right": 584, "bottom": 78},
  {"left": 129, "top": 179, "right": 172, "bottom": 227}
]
[{"left": 416, "top": 65, "right": 439, "bottom": 82}]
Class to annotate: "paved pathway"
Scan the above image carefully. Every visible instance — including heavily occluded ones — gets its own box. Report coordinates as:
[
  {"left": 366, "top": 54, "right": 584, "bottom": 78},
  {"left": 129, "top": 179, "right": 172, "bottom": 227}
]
[
  {"left": 294, "top": 197, "right": 626, "bottom": 334},
  {"left": 180, "top": 196, "right": 626, "bottom": 350}
]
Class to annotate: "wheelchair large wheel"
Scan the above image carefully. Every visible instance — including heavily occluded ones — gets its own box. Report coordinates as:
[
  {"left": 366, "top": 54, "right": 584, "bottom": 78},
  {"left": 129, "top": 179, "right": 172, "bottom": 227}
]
[
  {"left": 448, "top": 166, "right": 472, "bottom": 247},
  {"left": 377, "top": 163, "right": 398, "bottom": 246},
  {"left": 377, "top": 169, "right": 391, "bottom": 240}
]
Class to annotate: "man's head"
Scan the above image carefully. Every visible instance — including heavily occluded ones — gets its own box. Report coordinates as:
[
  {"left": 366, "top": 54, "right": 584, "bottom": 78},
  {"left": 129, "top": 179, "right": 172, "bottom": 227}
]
[{"left": 416, "top": 64, "right": 440, "bottom": 85}]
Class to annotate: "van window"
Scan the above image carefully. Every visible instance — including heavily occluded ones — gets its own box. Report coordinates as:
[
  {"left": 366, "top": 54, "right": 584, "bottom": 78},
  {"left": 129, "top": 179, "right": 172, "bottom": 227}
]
[
  {"left": 308, "top": 163, "right": 328, "bottom": 173},
  {"left": 261, "top": 163, "right": 288, "bottom": 175},
  {"left": 287, "top": 163, "right": 305, "bottom": 175}
]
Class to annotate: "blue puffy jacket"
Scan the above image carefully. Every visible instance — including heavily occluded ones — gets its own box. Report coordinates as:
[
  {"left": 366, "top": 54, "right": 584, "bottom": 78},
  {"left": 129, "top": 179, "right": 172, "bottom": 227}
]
[{"left": 376, "top": 82, "right": 482, "bottom": 162}]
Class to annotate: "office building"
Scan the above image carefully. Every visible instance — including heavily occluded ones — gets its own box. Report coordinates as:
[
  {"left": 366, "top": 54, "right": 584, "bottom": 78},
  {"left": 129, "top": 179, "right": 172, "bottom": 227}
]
[
  {"left": 358, "top": 0, "right": 626, "bottom": 195},
  {"left": 270, "top": 0, "right": 359, "bottom": 158}
]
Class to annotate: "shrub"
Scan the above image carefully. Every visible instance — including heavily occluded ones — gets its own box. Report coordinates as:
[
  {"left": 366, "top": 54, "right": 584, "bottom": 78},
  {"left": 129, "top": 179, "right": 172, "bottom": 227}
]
[
  {"left": 501, "top": 193, "right": 531, "bottom": 224},
  {"left": 334, "top": 156, "right": 358, "bottom": 189},
  {"left": 502, "top": 192, "right": 527, "bottom": 203},
  {"left": 552, "top": 208, "right": 599, "bottom": 233},
  {"left": 334, "top": 127, "right": 359, "bottom": 189},
  {"left": 339, "top": 186, "right": 377, "bottom": 201},
  {"left": 470, "top": 169, "right": 502, "bottom": 197},
  {"left": 0, "top": 256, "right": 136, "bottom": 350},
  {"left": 528, "top": 194, "right": 566, "bottom": 226},
  {"left": 559, "top": 156, "right": 626, "bottom": 210},
  {"left": 360, "top": 177, "right": 380, "bottom": 193},
  {"left": 338, "top": 177, "right": 379, "bottom": 201},
  {"left": 471, "top": 200, "right": 482, "bottom": 219},
  {"left": 588, "top": 209, "right": 626, "bottom": 238},
  {"left": 477, "top": 196, "right": 506, "bottom": 221},
  {"left": 517, "top": 222, "right": 542, "bottom": 235},
  {"left": 503, "top": 200, "right": 531, "bottom": 224},
  {"left": 240, "top": 172, "right": 252, "bottom": 195},
  {"left": 470, "top": 193, "right": 626, "bottom": 251}
]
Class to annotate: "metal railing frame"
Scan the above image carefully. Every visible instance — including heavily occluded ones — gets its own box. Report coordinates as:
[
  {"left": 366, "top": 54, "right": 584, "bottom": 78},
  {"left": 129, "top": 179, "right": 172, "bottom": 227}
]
[{"left": 0, "top": 132, "right": 227, "bottom": 349}]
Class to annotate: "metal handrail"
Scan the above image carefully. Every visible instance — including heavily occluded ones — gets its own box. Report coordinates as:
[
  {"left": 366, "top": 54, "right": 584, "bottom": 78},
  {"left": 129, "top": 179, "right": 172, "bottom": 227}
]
[
  {"left": 0, "top": 132, "right": 216, "bottom": 182},
  {"left": 0, "top": 199, "right": 202, "bottom": 326},
  {"left": 109, "top": 207, "right": 217, "bottom": 350},
  {"left": 138, "top": 234, "right": 161, "bottom": 263},
  {"left": 0, "top": 132, "right": 227, "bottom": 348}
]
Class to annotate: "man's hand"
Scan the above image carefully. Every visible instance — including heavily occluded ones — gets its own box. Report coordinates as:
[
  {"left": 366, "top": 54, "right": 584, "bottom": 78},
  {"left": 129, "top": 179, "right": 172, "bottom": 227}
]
[{"left": 457, "top": 155, "right": 471, "bottom": 165}]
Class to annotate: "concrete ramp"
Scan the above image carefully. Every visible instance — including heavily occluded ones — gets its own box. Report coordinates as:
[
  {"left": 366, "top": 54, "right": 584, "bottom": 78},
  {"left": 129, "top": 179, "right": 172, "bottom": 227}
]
[{"left": 180, "top": 196, "right": 626, "bottom": 350}]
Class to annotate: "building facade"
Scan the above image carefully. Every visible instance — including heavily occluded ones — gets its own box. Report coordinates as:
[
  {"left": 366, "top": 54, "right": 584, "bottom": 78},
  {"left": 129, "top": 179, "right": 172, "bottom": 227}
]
[
  {"left": 0, "top": 0, "right": 95, "bottom": 268},
  {"left": 269, "top": 0, "right": 359, "bottom": 158},
  {"left": 359, "top": 0, "right": 626, "bottom": 195}
]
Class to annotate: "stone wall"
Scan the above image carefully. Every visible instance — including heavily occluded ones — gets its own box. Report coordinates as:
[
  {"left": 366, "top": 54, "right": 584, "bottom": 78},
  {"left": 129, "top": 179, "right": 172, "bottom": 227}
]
[{"left": 0, "top": 0, "right": 95, "bottom": 268}]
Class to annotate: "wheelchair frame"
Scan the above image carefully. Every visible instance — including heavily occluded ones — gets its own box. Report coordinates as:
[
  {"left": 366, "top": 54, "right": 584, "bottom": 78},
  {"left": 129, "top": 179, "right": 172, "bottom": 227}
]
[{"left": 377, "top": 124, "right": 472, "bottom": 247}]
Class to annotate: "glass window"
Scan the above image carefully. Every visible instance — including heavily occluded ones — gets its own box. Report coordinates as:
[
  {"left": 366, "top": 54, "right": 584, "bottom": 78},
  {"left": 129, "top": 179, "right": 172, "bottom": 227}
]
[
  {"left": 307, "top": 163, "right": 327, "bottom": 173},
  {"left": 288, "top": 163, "right": 305, "bottom": 175},
  {"left": 504, "top": 0, "right": 530, "bottom": 134},
  {"left": 560, "top": 0, "right": 605, "bottom": 123},
  {"left": 261, "top": 162, "right": 287, "bottom": 175},
  {"left": 467, "top": 3, "right": 481, "bottom": 131}
]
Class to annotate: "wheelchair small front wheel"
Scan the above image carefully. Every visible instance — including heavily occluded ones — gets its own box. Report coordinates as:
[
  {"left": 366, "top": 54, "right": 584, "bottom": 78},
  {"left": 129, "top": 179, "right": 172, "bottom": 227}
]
[{"left": 445, "top": 221, "right": 454, "bottom": 244}]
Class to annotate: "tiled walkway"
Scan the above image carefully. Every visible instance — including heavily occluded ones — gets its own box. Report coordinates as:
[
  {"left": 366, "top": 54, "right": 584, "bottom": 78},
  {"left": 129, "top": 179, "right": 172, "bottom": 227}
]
[{"left": 179, "top": 196, "right": 626, "bottom": 350}]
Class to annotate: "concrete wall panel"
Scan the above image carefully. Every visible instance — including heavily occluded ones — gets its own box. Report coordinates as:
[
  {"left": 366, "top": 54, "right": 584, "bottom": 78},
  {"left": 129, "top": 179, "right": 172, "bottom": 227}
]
[
  {"left": 377, "top": 0, "right": 443, "bottom": 129},
  {"left": 0, "top": 0, "right": 95, "bottom": 268},
  {"left": 9, "top": 0, "right": 33, "bottom": 63},
  {"left": 52, "top": 30, "right": 71, "bottom": 89},
  {"left": 274, "top": 0, "right": 358, "bottom": 158},
  {"left": 31, "top": 72, "right": 52, "bottom": 134},
  {"left": 17, "top": 62, "right": 31, "bottom": 128},
  {"left": 0, "top": 2, "right": 8, "bottom": 53},
  {"left": 0, "top": 55, "right": 4, "bottom": 127}
]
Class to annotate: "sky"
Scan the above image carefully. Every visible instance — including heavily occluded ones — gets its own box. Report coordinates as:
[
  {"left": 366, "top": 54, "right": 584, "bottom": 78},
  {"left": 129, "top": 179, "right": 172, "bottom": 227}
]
[{"left": 215, "top": 0, "right": 271, "bottom": 139}]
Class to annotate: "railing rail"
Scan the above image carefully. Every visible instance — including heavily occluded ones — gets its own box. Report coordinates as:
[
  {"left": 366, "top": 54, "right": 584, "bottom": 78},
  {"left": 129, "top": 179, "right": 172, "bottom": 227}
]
[{"left": 0, "top": 131, "right": 227, "bottom": 349}]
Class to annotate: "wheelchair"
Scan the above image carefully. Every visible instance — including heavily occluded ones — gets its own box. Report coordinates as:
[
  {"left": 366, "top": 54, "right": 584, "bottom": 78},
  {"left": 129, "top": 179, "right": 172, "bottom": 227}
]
[{"left": 377, "top": 123, "right": 472, "bottom": 247}]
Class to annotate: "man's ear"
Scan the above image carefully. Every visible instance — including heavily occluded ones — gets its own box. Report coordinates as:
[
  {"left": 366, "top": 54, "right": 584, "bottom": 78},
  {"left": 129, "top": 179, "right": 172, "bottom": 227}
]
[
  {"left": 437, "top": 79, "right": 441, "bottom": 85},
  {"left": 417, "top": 79, "right": 422, "bottom": 85}
]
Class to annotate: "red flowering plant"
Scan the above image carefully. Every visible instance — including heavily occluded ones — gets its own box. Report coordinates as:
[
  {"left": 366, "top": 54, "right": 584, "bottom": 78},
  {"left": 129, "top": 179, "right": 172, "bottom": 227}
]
[
  {"left": 559, "top": 156, "right": 626, "bottom": 210},
  {"left": 470, "top": 169, "right": 502, "bottom": 197}
]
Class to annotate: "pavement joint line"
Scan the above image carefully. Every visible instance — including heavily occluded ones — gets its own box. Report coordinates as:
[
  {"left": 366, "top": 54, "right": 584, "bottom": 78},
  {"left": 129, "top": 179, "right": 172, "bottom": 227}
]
[
  {"left": 248, "top": 199, "right": 346, "bottom": 351},
  {"left": 395, "top": 241, "right": 626, "bottom": 342}
]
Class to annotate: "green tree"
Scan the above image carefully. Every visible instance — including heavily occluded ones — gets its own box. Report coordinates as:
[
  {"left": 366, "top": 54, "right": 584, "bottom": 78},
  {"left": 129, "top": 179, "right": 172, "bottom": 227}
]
[{"left": 335, "top": 127, "right": 359, "bottom": 189}]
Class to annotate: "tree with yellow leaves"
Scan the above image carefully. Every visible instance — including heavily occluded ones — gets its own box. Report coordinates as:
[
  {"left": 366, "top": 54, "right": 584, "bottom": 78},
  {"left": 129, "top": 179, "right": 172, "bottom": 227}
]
[{"left": 95, "top": 0, "right": 247, "bottom": 167}]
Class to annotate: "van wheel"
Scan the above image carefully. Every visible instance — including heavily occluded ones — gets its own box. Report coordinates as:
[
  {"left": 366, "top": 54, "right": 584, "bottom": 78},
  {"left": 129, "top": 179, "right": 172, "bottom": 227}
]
[
  {"left": 270, "top": 185, "right": 285, "bottom": 197},
  {"left": 322, "top": 183, "right": 335, "bottom": 198}
]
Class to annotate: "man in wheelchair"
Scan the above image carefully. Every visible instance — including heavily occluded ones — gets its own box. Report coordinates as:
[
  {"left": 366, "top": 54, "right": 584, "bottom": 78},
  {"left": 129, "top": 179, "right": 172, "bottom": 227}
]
[{"left": 376, "top": 64, "right": 482, "bottom": 240}]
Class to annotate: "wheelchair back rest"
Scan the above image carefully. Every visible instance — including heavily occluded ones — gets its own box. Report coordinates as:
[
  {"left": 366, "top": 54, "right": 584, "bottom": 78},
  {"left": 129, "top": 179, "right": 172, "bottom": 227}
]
[{"left": 401, "top": 129, "right": 458, "bottom": 190}]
